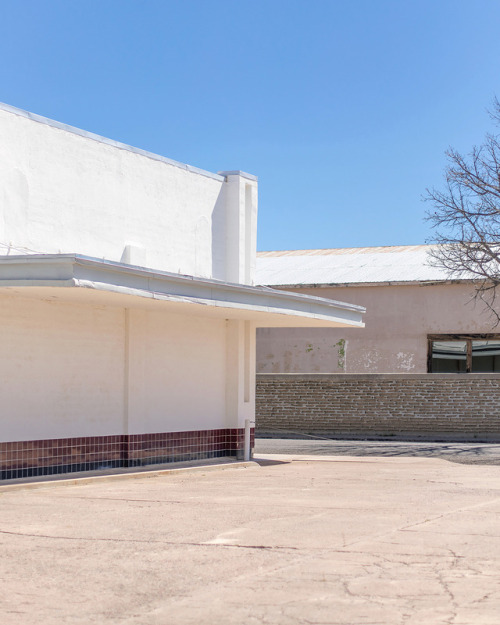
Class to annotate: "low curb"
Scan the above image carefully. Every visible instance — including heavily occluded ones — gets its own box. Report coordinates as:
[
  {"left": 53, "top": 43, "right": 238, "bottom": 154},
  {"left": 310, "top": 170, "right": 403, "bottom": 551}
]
[{"left": 0, "top": 460, "right": 259, "bottom": 493}]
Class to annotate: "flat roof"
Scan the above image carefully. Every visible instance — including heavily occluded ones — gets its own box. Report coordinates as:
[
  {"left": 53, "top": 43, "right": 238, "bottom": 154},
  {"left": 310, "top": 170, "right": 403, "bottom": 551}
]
[{"left": 0, "top": 254, "right": 364, "bottom": 328}]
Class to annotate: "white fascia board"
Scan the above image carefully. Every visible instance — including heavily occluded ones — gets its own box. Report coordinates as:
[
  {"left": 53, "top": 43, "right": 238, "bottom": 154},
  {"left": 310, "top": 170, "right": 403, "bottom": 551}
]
[{"left": 0, "top": 254, "right": 365, "bottom": 328}]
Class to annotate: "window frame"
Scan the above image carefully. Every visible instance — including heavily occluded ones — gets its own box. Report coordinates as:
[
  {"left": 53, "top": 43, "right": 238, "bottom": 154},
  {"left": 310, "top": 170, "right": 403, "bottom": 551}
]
[{"left": 427, "top": 334, "right": 500, "bottom": 373}]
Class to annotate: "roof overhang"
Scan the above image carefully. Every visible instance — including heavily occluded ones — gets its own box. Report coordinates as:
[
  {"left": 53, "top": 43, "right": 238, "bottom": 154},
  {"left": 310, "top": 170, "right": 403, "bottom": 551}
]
[{"left": 0, "top": 255, "right": 365, "bottom": 328}]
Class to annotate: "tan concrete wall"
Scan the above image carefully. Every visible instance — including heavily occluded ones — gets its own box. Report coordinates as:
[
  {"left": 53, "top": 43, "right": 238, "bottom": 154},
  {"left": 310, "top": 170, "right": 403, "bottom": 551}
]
[
  {"left": 256, "top": 373, "right": 500, "bottom": 442},
  {"left": 257, "top": 283, "right": 494, "bottom": 374}
]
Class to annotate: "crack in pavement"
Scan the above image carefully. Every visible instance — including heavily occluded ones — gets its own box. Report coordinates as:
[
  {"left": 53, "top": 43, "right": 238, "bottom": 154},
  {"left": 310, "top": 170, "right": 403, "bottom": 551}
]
[
  {"left": 24, "top": 493, "right": 382, "bottom": 512},
  {"left": 396, "top": 495, "right": 500, "bottom": 533},
  {"left": 0, "top": 528, "right": 299, "bottom": 551}
]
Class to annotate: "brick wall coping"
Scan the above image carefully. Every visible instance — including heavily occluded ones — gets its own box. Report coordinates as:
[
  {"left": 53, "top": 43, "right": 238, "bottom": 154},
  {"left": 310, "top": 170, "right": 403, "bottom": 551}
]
[{"left": 257, "top": 373, "right": 500, "bottom": 381}]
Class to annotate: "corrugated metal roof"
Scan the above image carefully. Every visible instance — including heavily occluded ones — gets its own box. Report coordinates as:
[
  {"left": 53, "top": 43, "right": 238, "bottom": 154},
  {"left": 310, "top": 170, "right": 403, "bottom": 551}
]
[{"left": 256, "top": 245, "right": 462, "bottom": 286}]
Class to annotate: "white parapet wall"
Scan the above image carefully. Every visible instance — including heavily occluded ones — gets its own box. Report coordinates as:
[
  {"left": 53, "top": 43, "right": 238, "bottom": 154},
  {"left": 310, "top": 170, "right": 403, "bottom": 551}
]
[{"left": 0, "top": 104, "right": 258, "bottom": 285}]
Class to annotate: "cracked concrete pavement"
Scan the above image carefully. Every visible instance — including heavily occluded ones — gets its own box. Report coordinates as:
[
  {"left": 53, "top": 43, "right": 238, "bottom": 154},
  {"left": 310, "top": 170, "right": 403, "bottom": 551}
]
[{"left": 2, "top": 452, "right": 500, "bottom": 624}]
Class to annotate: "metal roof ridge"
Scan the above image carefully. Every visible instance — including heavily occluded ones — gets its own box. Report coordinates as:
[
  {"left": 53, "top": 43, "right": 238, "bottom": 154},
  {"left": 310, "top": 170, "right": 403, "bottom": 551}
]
[{"left": 257, "top": 244, "right": 436, "bottom": 257}]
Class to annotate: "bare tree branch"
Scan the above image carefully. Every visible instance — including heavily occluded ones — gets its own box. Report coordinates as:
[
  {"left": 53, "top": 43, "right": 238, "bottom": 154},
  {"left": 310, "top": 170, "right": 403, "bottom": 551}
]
[{"left": 425, "top": 100, "right": 500, "bottom": 325}]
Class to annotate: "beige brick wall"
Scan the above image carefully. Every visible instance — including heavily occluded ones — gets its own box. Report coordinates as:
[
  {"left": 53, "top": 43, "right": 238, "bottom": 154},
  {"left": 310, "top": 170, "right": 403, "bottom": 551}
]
[{"left": 256, "top": 374, "right": 500, "bottom": 442}]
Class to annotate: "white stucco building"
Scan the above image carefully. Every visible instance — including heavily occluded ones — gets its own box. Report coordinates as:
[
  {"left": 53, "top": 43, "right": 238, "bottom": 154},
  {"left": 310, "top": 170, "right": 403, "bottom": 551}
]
[
  {"left": 0, "top": 102, "right": 364, "bottom": 480},
  {"left": 257, "top": 245, "right": 500, "bottom": 374}
]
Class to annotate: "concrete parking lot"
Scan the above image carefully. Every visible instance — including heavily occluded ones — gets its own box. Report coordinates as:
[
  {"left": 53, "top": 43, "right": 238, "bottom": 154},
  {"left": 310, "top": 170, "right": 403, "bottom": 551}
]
[{"left": 2, "top": 450, "right": 500, "bottom": 624}]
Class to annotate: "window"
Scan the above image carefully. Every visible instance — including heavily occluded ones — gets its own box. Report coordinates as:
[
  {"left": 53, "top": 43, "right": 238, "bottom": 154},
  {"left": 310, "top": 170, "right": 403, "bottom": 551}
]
[{"left": 428, "top": 335, "right": 500, "bottom": 373}]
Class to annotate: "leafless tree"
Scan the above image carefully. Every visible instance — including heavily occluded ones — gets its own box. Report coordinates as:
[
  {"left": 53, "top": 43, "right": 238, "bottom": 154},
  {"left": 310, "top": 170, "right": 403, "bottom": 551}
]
[{"left": 425, "top": 99, "right": 500, "bottom": 324}]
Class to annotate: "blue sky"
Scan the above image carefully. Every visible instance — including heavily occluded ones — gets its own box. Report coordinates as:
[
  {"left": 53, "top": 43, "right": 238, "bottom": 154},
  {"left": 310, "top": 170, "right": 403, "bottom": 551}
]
[{"left": 1, "top": 0, "right": 500, "bottom": 251}]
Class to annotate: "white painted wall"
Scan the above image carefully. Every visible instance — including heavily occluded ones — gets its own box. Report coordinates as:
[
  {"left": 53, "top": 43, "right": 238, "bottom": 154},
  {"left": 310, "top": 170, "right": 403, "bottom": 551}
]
[
  {"left": 127, "top": 309, "right": 228, "bottom": 434},
  {"left": 0, "top": 294, "right": 125, "bottom": 441},
  {"left": 225, "top": 320, "right": 256, "bottom": 429},
  {"left": 222, "top": 173, "right": 258, "bottom": 284},
  {"left": 0, "top": 106, "right": 258, "bottom": 284},
  {"left": 0, "top": 293, "right": 252, "bottom": 442},
  {"left": 257, "top": 283, "right": 494, "bottom": 374},
  {"left": 0, "top": 104, "right": 263, "bottom": 445}
]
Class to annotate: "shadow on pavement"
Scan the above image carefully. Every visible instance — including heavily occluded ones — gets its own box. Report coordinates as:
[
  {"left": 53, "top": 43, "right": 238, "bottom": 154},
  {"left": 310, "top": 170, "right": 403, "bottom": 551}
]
[
  {"left": 252, "top": 458, "right": 291, "bottom": 467},
  {"left": 255, "top": 437, "right": 500, "bottom": 465}
]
